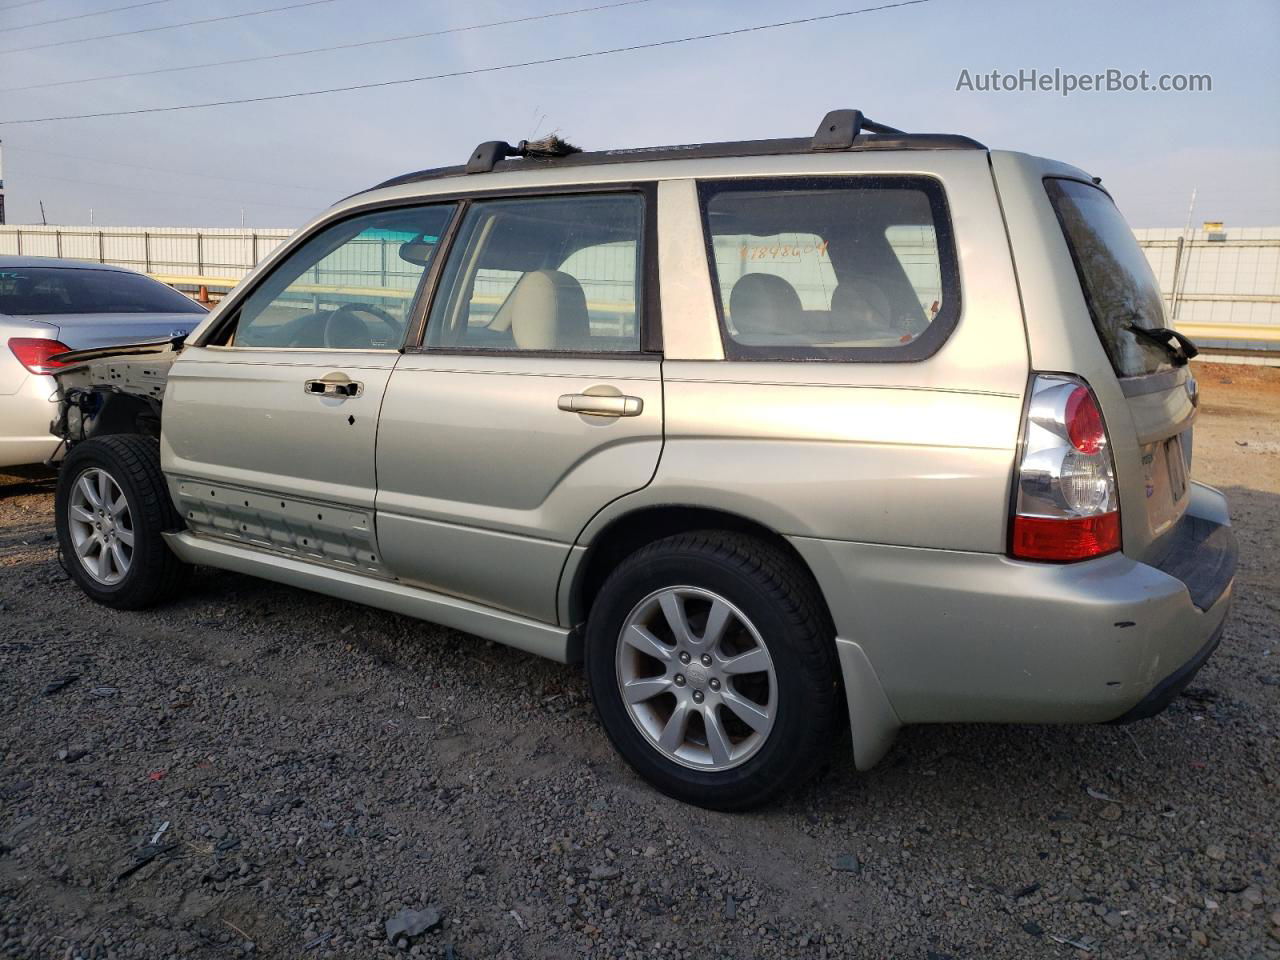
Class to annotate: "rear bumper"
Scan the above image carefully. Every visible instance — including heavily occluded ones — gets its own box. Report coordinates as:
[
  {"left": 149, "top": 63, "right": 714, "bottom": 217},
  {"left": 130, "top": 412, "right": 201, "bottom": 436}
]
[
  {"left": 790, "top": 481, "right": 1236, "bottom": 752},
  {"left": 1109, "top": 616, "right": 1226, "bottom": 724}
]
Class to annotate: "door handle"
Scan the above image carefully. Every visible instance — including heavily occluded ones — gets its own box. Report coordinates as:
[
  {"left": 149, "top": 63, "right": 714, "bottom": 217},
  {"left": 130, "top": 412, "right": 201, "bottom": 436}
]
[
  {"left": 557, "top": 393, "right": 643, "bottom": 417},
  {"left": 304, "top": 374, "right": 364, "bottom": 398}
]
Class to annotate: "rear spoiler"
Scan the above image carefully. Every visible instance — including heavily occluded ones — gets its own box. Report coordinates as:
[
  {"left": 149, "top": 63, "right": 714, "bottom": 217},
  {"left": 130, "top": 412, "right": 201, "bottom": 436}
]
[{"left": 50, "top": 334, "right": 186, "bottom": 370}]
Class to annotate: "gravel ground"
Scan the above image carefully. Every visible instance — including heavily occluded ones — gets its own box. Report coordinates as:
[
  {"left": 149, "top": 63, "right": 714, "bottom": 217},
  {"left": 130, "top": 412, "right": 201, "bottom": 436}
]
[{"left": 1, "top": 361, "right": 1277, "bottom": 960}]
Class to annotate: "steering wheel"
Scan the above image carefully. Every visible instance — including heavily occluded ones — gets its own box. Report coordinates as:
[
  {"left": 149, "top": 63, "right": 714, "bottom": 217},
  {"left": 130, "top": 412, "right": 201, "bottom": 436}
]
[{"left": 322, "top": 303, "right": 403, "bottom": 348}]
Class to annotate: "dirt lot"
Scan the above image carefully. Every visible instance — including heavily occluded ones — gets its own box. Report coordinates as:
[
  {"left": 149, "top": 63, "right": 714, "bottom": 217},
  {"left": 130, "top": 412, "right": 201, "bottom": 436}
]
[{"left": 2, "top": 362, "right": 1277, "bottom": 960}]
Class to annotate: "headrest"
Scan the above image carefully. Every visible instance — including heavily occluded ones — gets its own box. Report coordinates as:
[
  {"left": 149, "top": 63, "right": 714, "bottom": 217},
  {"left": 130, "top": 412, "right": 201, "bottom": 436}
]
[
  {"left": 728, "top": 273, "right": 803, "bottom": 335},
  {"left": 490, "top": 269, "right": 590, "bottom": 350}
]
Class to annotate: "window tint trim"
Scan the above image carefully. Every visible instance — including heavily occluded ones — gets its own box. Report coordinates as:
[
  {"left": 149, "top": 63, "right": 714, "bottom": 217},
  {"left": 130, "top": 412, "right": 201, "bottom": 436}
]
[
  {"left": 195, "top": 198, "right": 460, "bottom": 350},
  {"left": 403, "top": 183, "right": 661, "bottom": 358},
  {"left": 696, "top": 175, "right": 962, "bottom": 363}
]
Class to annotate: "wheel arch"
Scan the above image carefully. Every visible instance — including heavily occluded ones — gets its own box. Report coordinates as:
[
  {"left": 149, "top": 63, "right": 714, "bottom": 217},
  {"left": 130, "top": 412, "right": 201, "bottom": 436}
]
[
  {"left": 563, "top": 504, "right": 834, "bottom": 634},
  {"left": 57, "top": 386, "right": 162, "bottom": 447}
]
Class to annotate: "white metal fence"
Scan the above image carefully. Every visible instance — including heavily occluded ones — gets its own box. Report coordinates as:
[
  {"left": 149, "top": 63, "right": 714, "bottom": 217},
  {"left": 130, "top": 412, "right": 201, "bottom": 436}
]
[
  {"left": 0, "top": 225, "right": 292, "bottom": 286},
  {"left": 1134, "top": 226, "right": 1280, "bottom": 351}
]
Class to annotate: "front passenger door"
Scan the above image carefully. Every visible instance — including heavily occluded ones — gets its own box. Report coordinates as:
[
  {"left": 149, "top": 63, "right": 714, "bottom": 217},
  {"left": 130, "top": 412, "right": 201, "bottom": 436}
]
[{"left": 163, "top": 203, "right": 456, "bottom": 572}]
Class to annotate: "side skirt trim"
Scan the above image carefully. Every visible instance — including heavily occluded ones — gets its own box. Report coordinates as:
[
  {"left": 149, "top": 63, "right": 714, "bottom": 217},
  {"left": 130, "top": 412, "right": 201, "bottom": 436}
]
[{"left": 164, "top": 531, "right": 575, "bottom": 663}]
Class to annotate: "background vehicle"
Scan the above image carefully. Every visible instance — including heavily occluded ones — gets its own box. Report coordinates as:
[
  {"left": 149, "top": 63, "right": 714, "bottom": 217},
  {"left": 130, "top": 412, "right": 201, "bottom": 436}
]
[
  {"left": 1, "top": 256, "right": 206, "bottom": 467},
  {"left": 47, "top": 110, "right": 1236, "bottom": 810}
]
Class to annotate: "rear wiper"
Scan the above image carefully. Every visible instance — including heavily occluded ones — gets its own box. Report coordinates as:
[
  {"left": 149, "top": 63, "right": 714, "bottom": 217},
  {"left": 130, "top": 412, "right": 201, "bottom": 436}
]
[{"left": 1126, "top": 324, "right": 1199, "bottom": 366}]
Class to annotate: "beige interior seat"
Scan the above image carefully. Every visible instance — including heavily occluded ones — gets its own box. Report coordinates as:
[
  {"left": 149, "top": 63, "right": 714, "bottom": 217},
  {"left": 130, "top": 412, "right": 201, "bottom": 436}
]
[
  {"left": 488, "top": 269, "right": 590, "bottom": 350},
  {"left": 728, "top": 273, "right": 804, "bottom": 337}
]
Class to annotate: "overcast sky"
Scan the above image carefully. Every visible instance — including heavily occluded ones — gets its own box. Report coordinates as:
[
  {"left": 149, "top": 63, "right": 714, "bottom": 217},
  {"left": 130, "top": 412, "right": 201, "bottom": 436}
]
[{"left": 0, "top": 0, "right": 1276, "bottom": 229}]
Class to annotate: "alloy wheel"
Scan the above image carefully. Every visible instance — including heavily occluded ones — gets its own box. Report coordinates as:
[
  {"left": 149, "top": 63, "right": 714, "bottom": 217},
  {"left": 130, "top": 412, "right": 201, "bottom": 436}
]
[
  {"left": 67, "top": 467, "right": 134, "bottom": 586},
  {"left": 615, "top": 586, "right": 777, "bottom": 771}
]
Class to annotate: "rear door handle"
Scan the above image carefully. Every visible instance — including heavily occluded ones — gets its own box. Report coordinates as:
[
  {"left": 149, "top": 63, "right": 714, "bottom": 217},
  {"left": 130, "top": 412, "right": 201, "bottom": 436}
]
[
  {"left": 557, "top": 393, "right": 643, "bottom": 417},
  {"left": 305, "top": 374, "right": 364, "bottom": 398}
]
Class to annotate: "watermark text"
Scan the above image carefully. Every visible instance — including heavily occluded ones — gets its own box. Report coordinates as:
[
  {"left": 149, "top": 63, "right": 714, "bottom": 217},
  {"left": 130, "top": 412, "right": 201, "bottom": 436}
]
[{"left": 956, "top": 68, "right": 1212, "bottom": 96}]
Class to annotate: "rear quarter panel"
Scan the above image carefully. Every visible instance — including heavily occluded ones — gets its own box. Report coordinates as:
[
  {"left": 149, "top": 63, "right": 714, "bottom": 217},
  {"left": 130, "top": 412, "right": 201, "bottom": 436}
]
[{"left": 582, "top": 153, "right": 1029, "bottom": 553}]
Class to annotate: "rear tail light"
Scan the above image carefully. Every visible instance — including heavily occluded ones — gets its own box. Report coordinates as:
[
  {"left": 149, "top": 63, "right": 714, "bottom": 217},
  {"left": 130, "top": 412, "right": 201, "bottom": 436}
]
[
  {"left": 8, "top": 337, "right": 73, "bottom": 375},
  {"left": 1011, "top": 375, "right": 1120, "bottom": 562}
]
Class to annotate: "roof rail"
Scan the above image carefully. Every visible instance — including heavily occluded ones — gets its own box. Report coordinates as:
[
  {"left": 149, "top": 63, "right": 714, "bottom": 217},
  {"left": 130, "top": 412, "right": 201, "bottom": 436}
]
[{"left": 364, "top": 108, "right": 985, "bottom": 194}]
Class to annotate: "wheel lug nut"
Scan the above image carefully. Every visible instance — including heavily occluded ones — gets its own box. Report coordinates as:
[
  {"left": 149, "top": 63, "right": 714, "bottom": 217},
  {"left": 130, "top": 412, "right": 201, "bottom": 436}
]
[
  {"left": 678, "top": 651, "right": 691, "bottom": 664},
  {"left": 709, "top": 678, "right": 721, "bottom": 691},
  {"left": 692, "top": 690, "right": 704, "bottom": 704},
  {"left": 673, "top": 674, "right": 686, "bottom": 687},
  {"left": 700, "top": 654, "right": 713, "bottom": 668}
]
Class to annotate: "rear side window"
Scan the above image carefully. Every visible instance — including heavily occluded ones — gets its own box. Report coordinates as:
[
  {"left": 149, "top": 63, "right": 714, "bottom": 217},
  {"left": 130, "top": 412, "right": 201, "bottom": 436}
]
[
  {"left": 699, "top": 176, "right": 960, "bottom": 361},
  {"left": 1045, "top": 178, "right": 1171, "bottom": 378},
  {"left": 0, "top": 267, "right": 205, "bottom": 316}
]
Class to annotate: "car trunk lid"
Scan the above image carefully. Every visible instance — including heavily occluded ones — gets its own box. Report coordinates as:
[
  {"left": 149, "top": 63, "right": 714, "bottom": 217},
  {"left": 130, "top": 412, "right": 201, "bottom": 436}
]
[{"left": 36, "top": 312, "right": 202, "bottom": 351}]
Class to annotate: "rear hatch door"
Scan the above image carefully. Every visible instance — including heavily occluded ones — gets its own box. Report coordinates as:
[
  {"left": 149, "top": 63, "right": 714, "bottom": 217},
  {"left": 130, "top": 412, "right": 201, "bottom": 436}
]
[{"left": 1044, "top": 176, "right": 1197, "bottom": 549}]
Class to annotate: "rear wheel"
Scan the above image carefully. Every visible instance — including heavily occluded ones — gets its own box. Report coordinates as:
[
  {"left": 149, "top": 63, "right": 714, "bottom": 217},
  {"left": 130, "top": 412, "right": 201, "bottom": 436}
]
[
  {"left": 585, "top": 531, "right": 840, "bottom": 810},
  {"left": 55, "top": 435, "right": 190, "bottom": 609}
]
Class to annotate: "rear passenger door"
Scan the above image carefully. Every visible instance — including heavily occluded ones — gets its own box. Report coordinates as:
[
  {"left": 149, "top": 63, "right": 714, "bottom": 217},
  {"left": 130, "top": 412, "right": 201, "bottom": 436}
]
[{"left": 374, "top": 188, "right": 663, "bottom": 623}]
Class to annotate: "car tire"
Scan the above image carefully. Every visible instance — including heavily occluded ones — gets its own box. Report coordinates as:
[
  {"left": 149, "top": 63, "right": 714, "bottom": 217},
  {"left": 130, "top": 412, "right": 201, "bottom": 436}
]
[
  {"left": 55, "top": 435, "right": 190, "bottom": 610},
  {"left": 585, "top": 531, "right": 841, "bottom": 811}
]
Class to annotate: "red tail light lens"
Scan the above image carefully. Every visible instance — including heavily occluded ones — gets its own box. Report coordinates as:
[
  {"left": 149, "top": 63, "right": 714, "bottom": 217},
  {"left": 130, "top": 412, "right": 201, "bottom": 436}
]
[
  {"left": 1011, "top": 512, "right": 1120, "bottom": 561},
  {"left": 8, "top": 337, "right": 73, "bottom": 375},
  {"left": 1010, "top": 374, "right": 1120, "bottom": 562},
  {"left": 1065, "top": 385, "right": 1104, "bottom": 454}
]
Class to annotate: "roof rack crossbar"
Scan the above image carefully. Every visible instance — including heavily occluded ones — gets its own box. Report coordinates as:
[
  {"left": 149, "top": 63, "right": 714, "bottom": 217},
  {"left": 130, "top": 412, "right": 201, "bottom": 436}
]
[
  {"left": 465, "top": 141, "right": 515, "bottom": 175},
  {"left": 811, "top": 109, "right": 904, "bottom": 151},
  {"left": 466, "top": 135, "right": 583, "bottom": 174}
]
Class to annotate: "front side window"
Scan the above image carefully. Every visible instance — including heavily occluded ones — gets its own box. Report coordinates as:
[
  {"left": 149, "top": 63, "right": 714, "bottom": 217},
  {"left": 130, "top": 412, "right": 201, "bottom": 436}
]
[
  {"left": 425, "top": 193, "right": 644, "bottom": 353},
  {"left": 223, "top": 204, "right": 456, "bottom": 349},
  {"left": 0, "top": 267, "right": 205, "bottom": 316},
  {"left": 700, "top": 177, "right": 960, "bottom": 361},
  {"left": 1045, "top": 178, "right": 1171, "bottom": 378}
]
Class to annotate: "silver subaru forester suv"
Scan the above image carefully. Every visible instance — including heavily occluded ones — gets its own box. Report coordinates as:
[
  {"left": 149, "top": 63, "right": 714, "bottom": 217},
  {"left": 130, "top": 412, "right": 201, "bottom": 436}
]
[{"left": 49, "top": 109, "right": 1236, "bottom": 809}]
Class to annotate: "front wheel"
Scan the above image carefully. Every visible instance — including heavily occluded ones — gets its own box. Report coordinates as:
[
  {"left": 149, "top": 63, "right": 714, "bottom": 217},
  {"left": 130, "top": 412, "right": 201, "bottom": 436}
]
[
  {"left": 55, "top": 435, "right": 190, "bottom": 610},
  {"left": 585, "top": 531, "right": 841, "bottom": 811}
]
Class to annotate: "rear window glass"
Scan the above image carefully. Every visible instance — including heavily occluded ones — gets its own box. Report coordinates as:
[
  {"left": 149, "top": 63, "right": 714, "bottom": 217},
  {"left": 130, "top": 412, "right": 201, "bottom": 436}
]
[
  {"left": 699, "top": 176, "right": 960, "bottom": 361},
  {"left": 1045, "top": 178, "right": 1171, "bottom": 378},
  {"left": 0, "top": 267, "right": 205, "bottom": 316}
]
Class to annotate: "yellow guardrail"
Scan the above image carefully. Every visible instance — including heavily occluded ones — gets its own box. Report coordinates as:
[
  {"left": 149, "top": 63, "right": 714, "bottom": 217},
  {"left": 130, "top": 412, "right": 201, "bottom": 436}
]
[
  {"left": 149, "top": 274, "right": 1272, "bottom": 344},
  {"left": 149, "top": 273, "right": 241, "bottom": 289},
  {"left": 149, "top": 275, "right": 634, "bottom": 315},
  {"left": 1178, "top": 322, "right": 1280, "bottom": 345},
  {"left": 149, "top": 274, "right": 417, "bottom": 300}
]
